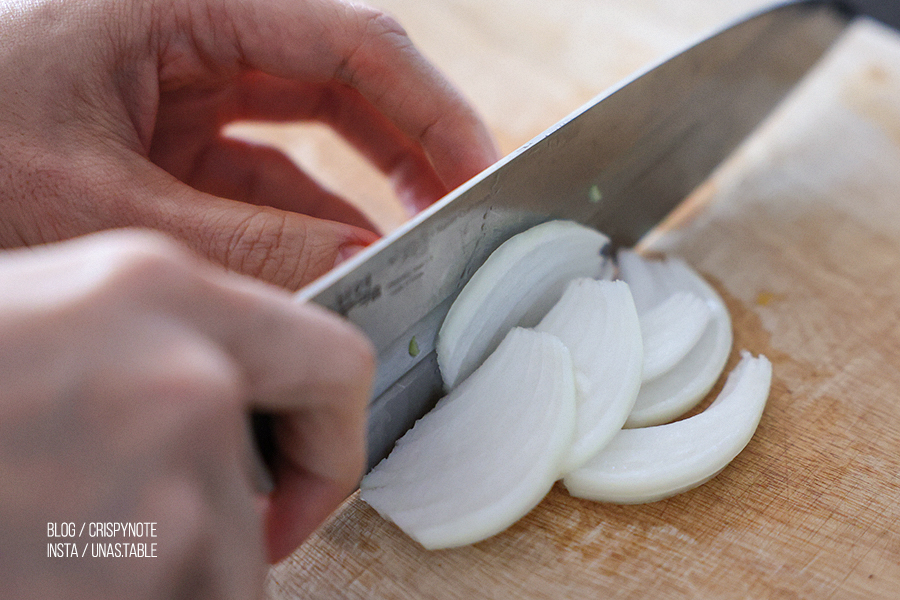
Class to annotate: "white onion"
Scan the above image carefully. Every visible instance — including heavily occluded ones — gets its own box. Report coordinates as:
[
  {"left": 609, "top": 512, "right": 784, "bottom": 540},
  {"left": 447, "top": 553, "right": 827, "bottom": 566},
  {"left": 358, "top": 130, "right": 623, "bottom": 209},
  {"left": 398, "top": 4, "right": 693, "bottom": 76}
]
[
  {"left": 362, "top": 222, "right": 770, "bottom": 550},
  {"left": 563, "top": 351, "right": 771, "bottom": 504},
  {"left": 639, "top": 291, "right": 711, "bottom": 381},
  {"left": 361, "top": 328, "right": 576, "bottom": 550},
  {"left": 437, "top": 220, "right": 611, "bottom": 390},
  {"left": 618, "top": 251, "right": 733, "bottom": 428},
  {"left": 535, "top": 278, "right": 643, "bottom": 472}
]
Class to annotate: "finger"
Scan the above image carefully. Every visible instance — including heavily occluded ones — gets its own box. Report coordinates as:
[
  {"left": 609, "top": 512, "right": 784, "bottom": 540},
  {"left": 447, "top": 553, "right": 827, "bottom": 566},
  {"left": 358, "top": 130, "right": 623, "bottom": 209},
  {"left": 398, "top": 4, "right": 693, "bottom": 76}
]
[
  {"left": 4, "top": 228, "right": 365, "bottom": 571},
  {"left": 124, "top": 158, "right": 379, "bottom": 290},
  {"left": 72, "top": 230, "right": 375, "bottom": 560},
  {"left": 249, "top": 303, "right": 373, "bottom": 562},
  {"left": 195, "top": 295, "right": 373, "bottom": 562},
  {"left": 154, "top": 75, "right": 449, "bottom": 215},
  {"left": 181, "top": 272, "right": 375, "bottom": 562},
  {"left": 263, "top": 465, "right": 349, "bottom": 563},
  {"left": 16, "top": 142, "right": 379, "bottom": 289},
  {"left": 229, "top": 76, "right": 450, "bottom": 214},
  {"left": 158, "top": 0, "right": 500, "bottom": 191},
  {"left": 183, "top": 136, "right": 379, "bottom": 232}
]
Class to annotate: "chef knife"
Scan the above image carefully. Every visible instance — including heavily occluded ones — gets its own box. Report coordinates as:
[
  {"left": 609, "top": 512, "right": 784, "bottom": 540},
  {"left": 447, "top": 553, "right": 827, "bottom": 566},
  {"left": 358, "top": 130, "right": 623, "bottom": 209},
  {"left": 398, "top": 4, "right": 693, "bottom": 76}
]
[{"left": 256, "top": 0, "right": 888, "bottom": 476}]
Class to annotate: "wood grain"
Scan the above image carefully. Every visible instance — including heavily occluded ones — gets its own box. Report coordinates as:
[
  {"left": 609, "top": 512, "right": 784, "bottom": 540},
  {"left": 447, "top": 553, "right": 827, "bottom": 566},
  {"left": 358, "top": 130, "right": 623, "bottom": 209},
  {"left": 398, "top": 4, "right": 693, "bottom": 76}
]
[{"left": 262, "top": 3, "right": 900, "bottom": 598}]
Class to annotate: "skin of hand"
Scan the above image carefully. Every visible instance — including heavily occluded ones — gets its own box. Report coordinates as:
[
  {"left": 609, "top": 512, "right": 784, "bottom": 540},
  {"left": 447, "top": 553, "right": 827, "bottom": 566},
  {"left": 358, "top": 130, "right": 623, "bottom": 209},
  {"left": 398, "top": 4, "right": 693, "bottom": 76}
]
[
  {"left": 0, "top": 0, "right": 500, "bottom": 290},
  {"left": 0, "top": 229, "right": 376, "bottom": 598}
]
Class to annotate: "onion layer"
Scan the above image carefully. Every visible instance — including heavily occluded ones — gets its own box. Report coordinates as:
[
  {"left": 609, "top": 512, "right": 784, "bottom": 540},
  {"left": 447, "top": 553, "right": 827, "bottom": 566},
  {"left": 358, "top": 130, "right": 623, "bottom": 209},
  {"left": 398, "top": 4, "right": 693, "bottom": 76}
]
[
  {"left": 536, "top": 278, "right": 643, "bottom": 472},
  {"left": 619, "top": 251, "right": 733, "bottom": 428},
  {"left": 563, "top": 352, "right": 771, "bottom": 504},
  {"left": 437, "top": 220, "right": 611, "bottom": 390},
  {"left": 361, "top": 328, "right": 577, "bottom": 550}
]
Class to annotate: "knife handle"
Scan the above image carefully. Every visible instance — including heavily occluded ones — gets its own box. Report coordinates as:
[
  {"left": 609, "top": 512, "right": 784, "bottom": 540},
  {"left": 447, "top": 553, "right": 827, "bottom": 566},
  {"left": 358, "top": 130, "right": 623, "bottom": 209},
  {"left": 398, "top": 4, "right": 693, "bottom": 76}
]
[{"left": 249, "top": 411, "right": 277, "bottom": 494}]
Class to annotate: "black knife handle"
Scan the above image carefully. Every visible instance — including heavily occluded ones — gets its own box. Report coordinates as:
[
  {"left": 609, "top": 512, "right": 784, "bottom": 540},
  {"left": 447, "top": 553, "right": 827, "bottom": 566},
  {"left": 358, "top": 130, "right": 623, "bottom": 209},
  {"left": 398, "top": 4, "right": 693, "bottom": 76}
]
[{"left": 250, "top": 411, "right": 277, "bottom": 494}]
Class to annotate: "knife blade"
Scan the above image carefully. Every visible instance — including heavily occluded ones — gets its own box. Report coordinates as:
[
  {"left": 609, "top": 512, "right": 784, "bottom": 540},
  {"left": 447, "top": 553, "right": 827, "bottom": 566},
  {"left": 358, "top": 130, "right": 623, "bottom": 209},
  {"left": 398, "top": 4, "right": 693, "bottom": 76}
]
[{"left": 287, "top": 0, "right": 853, "bottom": 473}]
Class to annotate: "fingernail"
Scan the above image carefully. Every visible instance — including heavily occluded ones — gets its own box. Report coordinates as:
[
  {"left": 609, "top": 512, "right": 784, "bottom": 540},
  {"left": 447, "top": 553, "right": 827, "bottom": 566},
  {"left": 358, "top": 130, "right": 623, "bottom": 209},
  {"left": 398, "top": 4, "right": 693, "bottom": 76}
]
[{"left": 334, "top": 243, "right": 368, "bottom": 268}]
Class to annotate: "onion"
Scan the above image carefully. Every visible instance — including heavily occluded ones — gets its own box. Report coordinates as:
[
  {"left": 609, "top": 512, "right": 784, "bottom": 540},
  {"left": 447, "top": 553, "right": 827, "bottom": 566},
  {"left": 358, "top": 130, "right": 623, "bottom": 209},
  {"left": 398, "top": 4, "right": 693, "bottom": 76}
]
[
  {"left": 361, "top": 328, "right": 576, "bottom": 550},
  {"left": 618, "top": 251, "right": 733, "bottom": 428},
  {"left": 437, "top": 220, "right": 611, "bottom": 390},
  {"left": 362, "top": 222, "right": 770, "bottom": 550},
  {"left": 535, "top": 278, "right": 643, "bottom": 472},
  {"left": 563, "top": 351, "right": 771, "bottom": 504},
  {"left": 638, "top": 291, "right": 711, "bottom": 381}
]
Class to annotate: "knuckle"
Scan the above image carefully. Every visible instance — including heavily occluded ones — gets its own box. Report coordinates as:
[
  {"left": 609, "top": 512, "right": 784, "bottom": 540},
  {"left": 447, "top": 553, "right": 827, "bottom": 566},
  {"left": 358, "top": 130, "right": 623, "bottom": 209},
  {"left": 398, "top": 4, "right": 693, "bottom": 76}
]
[
  {"left": 90, "top": 230, "right": 197, "bottom": 296},
  {"left": 359, "top": 8, "right": 409, "bottom": 41},
  {"left": 224, "top": 212, "right": 289, "bottom": 282},
  {"left": 336, "top": 6, "right": 413, "bottom": 84},
  {"left": 150, "top": 336, "right": 243, "bottom": 409},
  {"left": 219, "top": 213, "right": 332, "bottom": 290},
  {"left": 43, "top": 229, "right": 201, "bottom": 316}
]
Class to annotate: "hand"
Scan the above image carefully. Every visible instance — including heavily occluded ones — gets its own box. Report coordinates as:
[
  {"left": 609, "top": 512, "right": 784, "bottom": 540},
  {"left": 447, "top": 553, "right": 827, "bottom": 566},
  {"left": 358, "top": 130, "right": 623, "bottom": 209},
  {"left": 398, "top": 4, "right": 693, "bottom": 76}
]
[
  {"left": 0, "top": 229, "right": 375, "bottom": 598},
  {"left": 0, "top": 0, "right": 499, "bottom": 290}
]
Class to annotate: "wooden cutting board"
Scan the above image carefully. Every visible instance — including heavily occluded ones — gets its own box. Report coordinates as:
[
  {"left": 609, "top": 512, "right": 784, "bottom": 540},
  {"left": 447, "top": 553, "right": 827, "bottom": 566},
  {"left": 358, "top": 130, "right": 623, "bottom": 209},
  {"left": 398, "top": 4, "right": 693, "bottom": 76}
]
[{"left": 258, "top": 2, "right": 900, "bottom": 598}]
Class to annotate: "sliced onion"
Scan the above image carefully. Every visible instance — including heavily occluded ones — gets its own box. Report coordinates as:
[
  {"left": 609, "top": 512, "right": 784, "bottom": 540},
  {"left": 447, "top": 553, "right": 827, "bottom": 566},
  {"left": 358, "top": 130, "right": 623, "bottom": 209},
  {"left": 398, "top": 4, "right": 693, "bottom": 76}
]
[
  {"left": 437, "top": 220, "right": 611, "bottom": 390},
  {"left": 361, "top": 328, "right": 576, "bottom": 550},
  {"left": 616, "top": 248, "right": 664, "bottom": 312},
  {"left": 563, "top": 352, "right": 771, "bottom": 504},
  {"left": 535, "top": 278, "right": 643, "bottom": 473},
  {"left": 364, "top": 222, "right": 771, "bottom": 550},
  {"left": 618, "top": 251, "right": 733, "bottom": 428},
  {"left": 639, "top": 291, "right": 711, "bottom": 381}
]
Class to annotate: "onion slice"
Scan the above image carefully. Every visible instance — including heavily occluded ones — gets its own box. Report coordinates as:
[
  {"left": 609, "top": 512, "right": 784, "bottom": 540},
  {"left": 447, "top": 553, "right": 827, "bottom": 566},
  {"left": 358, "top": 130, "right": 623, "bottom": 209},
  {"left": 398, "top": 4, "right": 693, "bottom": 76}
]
[
  {"left": 563, "top": 351, "right": 771, "bottom": 504},
  {"left": 639, "top": 291, "right": 711, "bottom": 381},
  {"left": 535, "top": 278, "right": 643, "bottom": 473},
  {"left": 618, "top": 251, "right": 733, "bottom": 428},
  {"left": 361, "top": 328, "right": 577, "bottom": 550},
  {"left": 437, "top": 220, "right": 611, "bottom": 390}
]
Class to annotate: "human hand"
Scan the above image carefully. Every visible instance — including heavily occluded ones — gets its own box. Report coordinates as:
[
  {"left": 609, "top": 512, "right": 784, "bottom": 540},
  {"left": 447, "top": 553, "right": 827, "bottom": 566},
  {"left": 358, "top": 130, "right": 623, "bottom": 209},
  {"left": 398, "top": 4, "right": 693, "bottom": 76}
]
[
  {"left": 0, "top": 0, "right": 499, "bottom": 290},
  {"left": 0, "top": 229, "right": 375, "bottom": 598}
]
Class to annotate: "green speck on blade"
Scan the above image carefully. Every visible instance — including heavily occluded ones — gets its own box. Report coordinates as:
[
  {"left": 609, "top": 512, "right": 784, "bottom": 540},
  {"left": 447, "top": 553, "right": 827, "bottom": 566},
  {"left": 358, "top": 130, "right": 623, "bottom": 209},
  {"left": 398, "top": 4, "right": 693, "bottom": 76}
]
[
  {"left": 589, "top": 185, "right": 602, "bottom": 203},
  {"left": 408, "top": 336, "right": 420, "bottom": 357}
]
